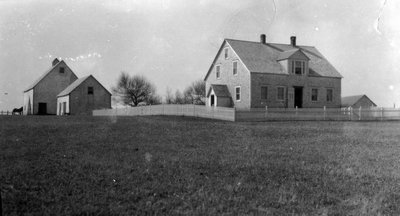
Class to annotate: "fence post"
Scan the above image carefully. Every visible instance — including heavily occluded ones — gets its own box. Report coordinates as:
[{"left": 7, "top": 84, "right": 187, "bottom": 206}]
[
  {"left": 264, "top": 106, "right": 268, "bottom": 119},
  {"left": 295, "top": 106, "right": 298, "bottom": 119},
  {"left": 358, "top": 107, "right": 361, "bottom": 120},
  {"left": 323, "top": 106, "right": 326, "bottom": 120}
]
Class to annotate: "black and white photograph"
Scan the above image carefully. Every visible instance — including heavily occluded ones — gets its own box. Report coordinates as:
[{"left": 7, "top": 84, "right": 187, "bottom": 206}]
[{"left": 1, "top": 0, "right": 400, "bottom": 215}]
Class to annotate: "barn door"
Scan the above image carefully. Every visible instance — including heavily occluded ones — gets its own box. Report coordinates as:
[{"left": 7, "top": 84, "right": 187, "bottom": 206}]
[{"left": 38, "top": 103, "right": 47, "bottom": 115}]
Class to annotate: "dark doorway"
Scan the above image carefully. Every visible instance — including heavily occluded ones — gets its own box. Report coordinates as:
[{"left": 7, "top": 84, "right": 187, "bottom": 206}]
[
  {"left": 294, "top": 87, "right": 303, "bottom": 108},
  {"left": 210, "top": 95, "right": 215, "bottom": 106},
  {"left": 38, "top": 103, "right": 47, "bottom": 115}
]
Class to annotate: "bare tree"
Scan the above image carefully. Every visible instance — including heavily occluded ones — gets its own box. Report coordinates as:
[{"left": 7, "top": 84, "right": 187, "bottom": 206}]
[
  {"left": 112, "top": 72, "right": 159, "bottom": 106},
  {"left": 174, "top": 90, "right": 185, "bottom": 104},
  {"left": 165, "top": 87, "right": 174, "bottom": 104},
  {"left": 183, "top": 79, "right": 206, "bottom": 105}
]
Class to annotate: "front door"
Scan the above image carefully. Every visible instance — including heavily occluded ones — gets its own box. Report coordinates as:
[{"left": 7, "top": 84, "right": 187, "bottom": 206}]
[
  {"left": 294, "top": 87, "right": 303, "bottom": 108},
  {"left": 210, "top": 95, "right": 215, "bottom": 106},
  {"left": 38, "top": 103, "right": 47, "bottom": 115}
]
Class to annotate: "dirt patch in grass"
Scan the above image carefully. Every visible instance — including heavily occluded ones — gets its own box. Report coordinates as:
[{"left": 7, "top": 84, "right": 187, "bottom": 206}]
[{"left": 1, "top": 116, "right": 400, "bottom": 215}]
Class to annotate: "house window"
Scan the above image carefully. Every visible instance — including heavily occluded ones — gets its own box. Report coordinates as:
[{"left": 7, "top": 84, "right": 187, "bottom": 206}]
[
  {"left": 311, "top": 88, "right": 318, "bottom": 101},
  {"left": 88, "top": 87, "right": 94, "bottom": 95},
  {"left": 224, "top": 48, "right": 229, "bottom": 59},
  {"left": 59, "top": 67, "right": 65, "bottom": 73},
  {"left": 326, "top": 89, "right": 333, "bottom": 102},
  {"left": 277, "top": 87, "right": 285, "bottom": 101},
  {"left": 235, "top": 86, "right": 241, "bottom": 101},
  {"left": 292, "top": 60, "right": 305, "bottom": 75},
  {"left": 233, "top": 61, "right": 238, "bottom": 75},
  {"left": 261, "top": 86, "right": 268, "bottom": 100},
  {"left": 216, "top": 65, "right": 220, "bottom": 79}
]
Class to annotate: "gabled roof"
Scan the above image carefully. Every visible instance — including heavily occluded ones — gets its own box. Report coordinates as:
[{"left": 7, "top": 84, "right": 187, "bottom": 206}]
[
  {"left": 57, "top": 75, "right": 90, "bottom": 97},
  {"left": 24, "top": 60, "right": 76, "bottom": 92},
  {"left": 277, "top": 49, "right": 310, "bottom": 61},
  {"left": 341, "top": 95, "right": 377, "bottom": 107},
  {"left": 207, "top": 84, "right": 231, "bottom": 97},
  {"left": 204, "top": 38, "right": 342, "bottom": 80},
  {"left": 57, "top": 75, "right": 112, "bottom": 97}
]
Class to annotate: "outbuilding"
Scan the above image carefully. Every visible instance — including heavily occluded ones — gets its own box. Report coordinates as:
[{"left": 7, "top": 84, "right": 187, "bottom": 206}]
[
  {"left": 56, "top": 75, "right": 111, "bottom": 115},
  {"left": 341, "top": 95, "right": 377, "bottom": 109}
]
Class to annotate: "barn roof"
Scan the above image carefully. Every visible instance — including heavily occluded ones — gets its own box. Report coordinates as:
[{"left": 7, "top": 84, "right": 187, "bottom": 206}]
[
  {"left": 207, "top": 84, "right": 231, "bottom": 97},
  {"left": 341, "top": 95, "right": 377, "bottom": 107},
  {"left": 57, "top": 75, "right": 112, "bottom": 97},
  {"left": 57, "top": 75, "right": 90, "bottom": 97},
  {"left": 204, "top": 38, "right": 342, "bottom": 80},
  {"left": 24, "top": 60, "right": 63, "bottom": 92}
]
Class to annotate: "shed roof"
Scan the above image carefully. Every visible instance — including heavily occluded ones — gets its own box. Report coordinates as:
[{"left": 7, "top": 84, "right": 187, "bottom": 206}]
[
  {"left": 207, "top": 84, "right": 231, "bottom": 97},
  {"left": 341, "top": 95, "right": 377, "bottom": 107},
  {"left": 57, "top": 75, "right": 90, "bottom": 97}
]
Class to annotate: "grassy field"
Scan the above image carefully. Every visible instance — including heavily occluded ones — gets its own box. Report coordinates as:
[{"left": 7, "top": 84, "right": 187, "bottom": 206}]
[{"left": 1, "top": 116, "right": 400, "bottom": 215}]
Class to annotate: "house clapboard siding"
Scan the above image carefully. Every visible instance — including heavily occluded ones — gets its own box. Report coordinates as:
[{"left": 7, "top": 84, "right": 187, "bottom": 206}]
[{"left": 204, "top": 35, "right": 343, "bottom": 109}]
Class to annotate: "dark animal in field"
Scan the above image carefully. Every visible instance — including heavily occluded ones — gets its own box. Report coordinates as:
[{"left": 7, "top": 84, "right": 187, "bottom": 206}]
[{"left": 12, "top": 107, "right": 23, "bottom": 115}]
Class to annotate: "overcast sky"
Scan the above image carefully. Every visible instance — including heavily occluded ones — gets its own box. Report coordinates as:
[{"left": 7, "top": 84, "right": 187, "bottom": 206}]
[{"left": 1, "top": 0, "right": 399, "bottom": 110}]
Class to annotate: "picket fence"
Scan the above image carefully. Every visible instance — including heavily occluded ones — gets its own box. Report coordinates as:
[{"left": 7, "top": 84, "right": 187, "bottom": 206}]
[
  {"left": 93, "top": 104, "right": 235, "bottom": 121},
  {"left": 93, "top": 105, "right": 400, "bottom": 122}
]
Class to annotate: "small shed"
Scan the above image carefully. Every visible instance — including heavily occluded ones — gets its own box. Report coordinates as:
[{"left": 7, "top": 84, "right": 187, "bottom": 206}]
[
  {"left": 207, "top": 84, "right": 232, "bottom": 107},
  {"left": 341, "top": 95, "right": 377, "bottom": 108},
  {"left": 56, "top": 75, "right": 111, "bottom": 115}
]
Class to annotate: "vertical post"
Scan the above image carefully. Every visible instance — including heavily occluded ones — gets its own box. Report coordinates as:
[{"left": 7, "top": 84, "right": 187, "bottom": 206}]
[
  {"left": 295, "top": 106, "right": 298, "bottom": 119},
  {"left": 381, "top": 107, "right": 383, "bottom": 121},
  {"left": 264, "top": 106, "right": 268, "bottom": 119},
  {"left": 358, "top": 107, "right": 361, "bottom": 120},
  {"left": 323, "top": 106, "right": 326, "bottom": 121},
  {"left": 193, "top": 104, "right": 195, "bottom": 117}
]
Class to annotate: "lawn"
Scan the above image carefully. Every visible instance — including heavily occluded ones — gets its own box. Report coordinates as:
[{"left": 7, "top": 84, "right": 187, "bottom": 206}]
[{"left": 1, "top": 116, "right": 400, "bottom": 215}]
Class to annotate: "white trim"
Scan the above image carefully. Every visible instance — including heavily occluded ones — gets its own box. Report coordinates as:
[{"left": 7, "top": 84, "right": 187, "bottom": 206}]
[
  {"left": 215, "top": 65, "right": 221, "bottom": 79},
  {"left": 232, "top": 60, "right": 238, "bottom": 76},
  {"left": 260, "top": 85, "right": 268, "bottom": 100},
  {"left": 235, "top": 86, "right": 241, "bottom": 102},
  {"left": 311, "top": 88, "right": 319, "bottom": 102},
  {"left": 276, "top": 86, "right": 285, "bottom": 101},
  {"left": 292, "top": 60, "right": 306, "bottom": 75},
  {"left": 326, "top": 88, "right": 333, "bottom": 103},
  {"left": 224, "top": 48, "right": 229, "bottom": 59}
]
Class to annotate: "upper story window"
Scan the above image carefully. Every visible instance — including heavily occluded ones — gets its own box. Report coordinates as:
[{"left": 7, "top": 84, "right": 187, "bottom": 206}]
[
  {"left": 277, "top": 87, "right": 285, "bottom": 101},
  {"left": 311, "top": 88, "right": 318, "bottom": 101},
  {"left": 261, "top": 86, "right": 268, "bottom": 100},
  {"left": 232, "top": 61, "right": 238, "bottom": 75},
  {"left": 216, "top": 65, "right": 220, "bottom": 79},
  {"left": 235, "top": 86, "right": 241, "bottom": 101},
  {"left": 224, "top": 48, "right": 229, "bottom": 59},
  {"left": 88, "top": 87, "right": 94, "bottom": 95},
  {"left": 291, "top": 60, "right": 305, "bottom": 75},
  {"left": 59, "top": 67, "right": 65, "bottom": 73},
  {"left": 326, "top": 89, "right": 333, "bottom": 102}
]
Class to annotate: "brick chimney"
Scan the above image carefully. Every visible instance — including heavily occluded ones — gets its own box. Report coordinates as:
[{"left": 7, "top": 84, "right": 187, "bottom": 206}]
[
  {"left": 260, "top": 34, "right": 266, "bottom": 44},
  {"left": 52, "top": 58, "right": 60, "bottom": 66},
  {"left": 290, "top": 36, "right": 296, "bottom": 46}
]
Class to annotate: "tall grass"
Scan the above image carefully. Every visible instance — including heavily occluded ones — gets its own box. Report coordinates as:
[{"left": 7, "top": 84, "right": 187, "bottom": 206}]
[{"left": 1, "top": 116, "right": 400, "bottom": 215}]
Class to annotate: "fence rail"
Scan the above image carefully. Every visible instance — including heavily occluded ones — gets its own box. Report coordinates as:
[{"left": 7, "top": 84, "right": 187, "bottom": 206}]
[
  {"left": 0, "top": 110, "right": 12, "bottom": 115},
  {"left": 93, "top": 104, "right": 235, "bottom": 121},
  {"left": 93, "top": 105, "right": 400, "bottom": 122}
]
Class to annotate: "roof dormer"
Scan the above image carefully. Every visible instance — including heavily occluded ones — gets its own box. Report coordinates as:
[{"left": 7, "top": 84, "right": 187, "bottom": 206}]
[{"left": 277, "top": 49, "right": 309, "bottom": 75}]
